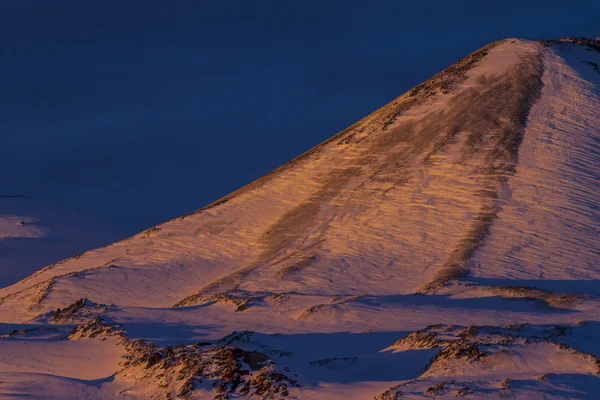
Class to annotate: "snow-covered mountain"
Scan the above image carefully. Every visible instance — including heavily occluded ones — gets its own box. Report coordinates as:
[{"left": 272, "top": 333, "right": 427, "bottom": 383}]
[{"left": 1, "top": 37, "right": 599, "bottom": 399}]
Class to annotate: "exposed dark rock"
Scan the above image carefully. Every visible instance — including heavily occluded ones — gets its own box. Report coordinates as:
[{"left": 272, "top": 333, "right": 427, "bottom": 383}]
[{"left": 46, "top": 298, "right": 112, "bottom": 323}]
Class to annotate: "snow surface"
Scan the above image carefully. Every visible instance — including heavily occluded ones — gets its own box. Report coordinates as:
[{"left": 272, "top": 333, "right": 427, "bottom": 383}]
[
  {"left": 0, "top": 38, "right": 599, "bottom": 399},
  {"left": 470, "top": 42, "right": 600, "bottom": 288}
]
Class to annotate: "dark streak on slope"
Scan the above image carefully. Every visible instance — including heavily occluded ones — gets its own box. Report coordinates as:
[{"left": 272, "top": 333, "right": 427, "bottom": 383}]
[
  {"left": 275, "top": 254, "right": 320, "bottom": 280},
  {"left": 174, "top": 41, "right": 552, "bottom": 307},
  {"left": 421, "top": 50, "right": 544, "bottom": 293},
  {"left": 174, "top": 43, "right": 508, "bottom": 307},
  {"left": 178, "top": 41, "right": 504, "bottom": 219},
  {"left": 9, "top": 41, "right": 504, "bottom": 309},
  {"left": 174, "top": 167, "right": 360, "bottom": 305}
]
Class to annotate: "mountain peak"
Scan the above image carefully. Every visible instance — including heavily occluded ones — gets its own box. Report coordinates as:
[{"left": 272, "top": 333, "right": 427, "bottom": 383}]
[{"left": 1, "top": 38, "right": 600, "bottom": 399}]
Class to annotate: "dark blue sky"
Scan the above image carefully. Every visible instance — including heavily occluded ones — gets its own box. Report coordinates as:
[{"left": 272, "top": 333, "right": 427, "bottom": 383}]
[{"left": 1, "top": 1, "right": 598, "bottom": 236}]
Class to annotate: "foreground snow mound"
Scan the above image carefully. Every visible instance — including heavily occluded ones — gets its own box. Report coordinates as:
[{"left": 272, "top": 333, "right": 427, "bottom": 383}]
[{"left": 1, "top": 38, "right": 599, "bottom": 398}]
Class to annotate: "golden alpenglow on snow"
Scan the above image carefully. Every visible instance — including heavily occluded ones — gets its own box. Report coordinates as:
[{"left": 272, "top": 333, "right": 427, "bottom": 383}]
[{"left": 1, "top": 38, "right": 600, "bottom": 399}]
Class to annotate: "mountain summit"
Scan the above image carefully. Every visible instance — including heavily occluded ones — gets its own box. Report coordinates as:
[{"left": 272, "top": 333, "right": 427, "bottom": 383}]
[{"left": 1, "top": 38, "right": 599, "bottom": 399}]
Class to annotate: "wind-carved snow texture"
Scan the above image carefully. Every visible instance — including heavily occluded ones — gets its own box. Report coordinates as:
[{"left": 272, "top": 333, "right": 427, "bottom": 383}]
[
  {"left": 1, "top": 38, "right": 600, "bottom": 399},
  {"left": 469, "top": 42, "right": 600, "bottom": 289}
]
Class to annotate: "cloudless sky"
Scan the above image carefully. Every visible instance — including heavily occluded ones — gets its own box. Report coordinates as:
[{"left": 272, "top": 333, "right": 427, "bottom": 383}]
[{"left": 1, "top": 1, "right": 598, "bottom": 237}]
